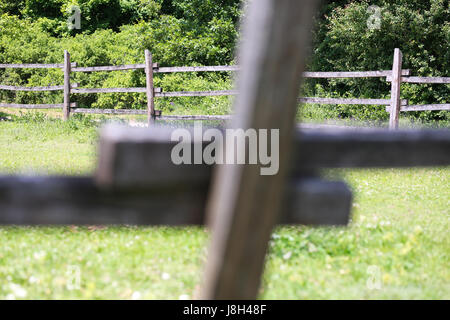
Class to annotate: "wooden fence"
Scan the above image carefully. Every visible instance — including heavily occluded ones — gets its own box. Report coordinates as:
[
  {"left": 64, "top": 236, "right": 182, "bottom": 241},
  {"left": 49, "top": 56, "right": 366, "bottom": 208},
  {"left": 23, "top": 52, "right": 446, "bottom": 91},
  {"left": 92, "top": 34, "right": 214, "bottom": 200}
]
[
  {"left": 0, "top": 49, "right": 448, "bottom": 128},
  {"left": 0, "top": 0, "right": 449, "bottom": 300}
]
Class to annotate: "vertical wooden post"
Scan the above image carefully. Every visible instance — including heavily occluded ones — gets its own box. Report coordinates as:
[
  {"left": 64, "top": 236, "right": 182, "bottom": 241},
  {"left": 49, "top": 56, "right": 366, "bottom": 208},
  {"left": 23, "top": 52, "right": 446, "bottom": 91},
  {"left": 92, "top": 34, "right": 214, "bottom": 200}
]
[
  {"left": 145, "top": 50, "right": 155, "bottom": 125},
  {"left": 200, "top": 0, "right": 319, "bottom": 299},
  {"left": 63, "top": 50, "right": 71, "bottom": 121},
  {"left": 389, "top": 48, "right": 402, "bottom": 130}
]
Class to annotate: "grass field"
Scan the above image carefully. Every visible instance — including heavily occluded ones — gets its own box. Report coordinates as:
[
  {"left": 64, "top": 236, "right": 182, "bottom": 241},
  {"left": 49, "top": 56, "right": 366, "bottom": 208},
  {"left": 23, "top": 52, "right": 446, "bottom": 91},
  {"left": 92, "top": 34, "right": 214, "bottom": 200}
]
[{"left": 0, "top": 110, "right": 449, "bottom": 299}]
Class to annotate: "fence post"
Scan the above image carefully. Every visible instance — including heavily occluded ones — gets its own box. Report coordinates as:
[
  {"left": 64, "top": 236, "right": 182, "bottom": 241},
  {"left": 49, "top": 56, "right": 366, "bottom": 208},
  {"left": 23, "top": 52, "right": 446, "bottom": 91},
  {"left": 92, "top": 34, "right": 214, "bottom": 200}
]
[
  {"left": 389, "top": 48, "right": 402, "bottom": 130},
  {"left": 63, "top": 50, "right": 71, "bottom": 121},
  {"left": 145, "top": 50, "right": 155, "bottom": 125}
]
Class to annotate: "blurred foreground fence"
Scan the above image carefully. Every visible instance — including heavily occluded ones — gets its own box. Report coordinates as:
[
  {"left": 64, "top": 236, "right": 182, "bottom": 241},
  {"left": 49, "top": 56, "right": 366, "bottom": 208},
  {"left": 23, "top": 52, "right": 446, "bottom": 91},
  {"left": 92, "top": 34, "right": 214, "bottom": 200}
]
[{"left": 0, "top": 48, "right": 448, "bottom": 129}]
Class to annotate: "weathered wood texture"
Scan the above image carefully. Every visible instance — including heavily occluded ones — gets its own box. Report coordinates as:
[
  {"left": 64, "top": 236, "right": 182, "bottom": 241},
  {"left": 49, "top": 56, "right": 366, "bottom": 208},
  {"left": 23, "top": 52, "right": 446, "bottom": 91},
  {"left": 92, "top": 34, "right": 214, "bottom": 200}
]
[
  {"left": 72, "top": 63, "right": 158, "bottom": 72},
  {"left": 0, "top": 85, "right": 64, "bottom": 91},
  {"left": 71, "top": 108, "right": 162, "bottom": 117},
  {"left": 389, "top": 48, "right": 402, "bottom": 130},
  {"left": 401, "top": 104, "right": 450, "bottom": 111},
  {"left": 295, "top": 128, "right": 450, "bottom": 170},
  {"left": 71, "top": 108, "right": 148, "bottom": 115},
  {"left": 156, "top": 90, "right": 238, "bottom": 97},
  {"left": 386, "top": 104, "right": 450, "bottom": 112},
  {"left": 0, "top": 103, "right": 77, "bottom": 109},
  {"left": 154, "top": 66, "right": 411, "bottom": 78},
  {"left": 0, "top": 176, "right": 206, "bottom": 226},
  {"left": 0, "top": 176, "right": 351, "bottom": 227},
  {"left": 159, "top": 115, "right": 231, "bottom": 120},
  {"left": 299, "top": 97, "right": 408, "bottom": 106},
  {"left": 145, "top": 50, "right": 156, "bottom": 124},
  {"left": 96, "top": 126, "right": 212, "bottom": 189},
  {"left": 153, "top": 94, "right": 409, "bottom": 106},
  {"left": 302, "top": 70, "right": 410, "bottom": 78},
  {"left": 95, "top": 126, "right": 450, "bottom": 190},
  {"left": 63, "top": 50, "right": 71, "bottom": 121},
  {"left": 155, "top": 66, "right": 239, "bottom": 73},
  {"left": 386, "top": 76, "right": 450, "bottom": 84},
  {"left": 71, "top": 87, "right": 162, "bottom": 94},
  {"left": 0, "top": 63, "right": 77, "bottom": 69},
  {"left": 201, "top": 0, "right": 319, "bottom": 300}
]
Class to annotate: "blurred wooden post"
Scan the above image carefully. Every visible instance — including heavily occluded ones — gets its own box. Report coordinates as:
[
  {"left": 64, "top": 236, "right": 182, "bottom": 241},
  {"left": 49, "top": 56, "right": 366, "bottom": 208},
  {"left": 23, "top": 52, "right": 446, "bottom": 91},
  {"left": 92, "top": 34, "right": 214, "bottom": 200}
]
[
  {"left": 200, "top": 0, "right": 319, "bottom": 299},
  {"left": 63, "top": 50, "right": 71, "bottom": 121},
  {"left": 145, "top": 50, "right": 155, "bottom": 125},
  {"left": 389, "top": 48, "right": 402, "bottom": 130}
]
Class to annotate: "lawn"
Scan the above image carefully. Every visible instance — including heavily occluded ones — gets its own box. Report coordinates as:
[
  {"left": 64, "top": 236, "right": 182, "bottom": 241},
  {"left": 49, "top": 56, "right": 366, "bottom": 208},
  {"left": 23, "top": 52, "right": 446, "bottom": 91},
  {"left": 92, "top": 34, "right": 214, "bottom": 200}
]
[{"left": 0, "top": 110, "right": 449, "bottom": 299}]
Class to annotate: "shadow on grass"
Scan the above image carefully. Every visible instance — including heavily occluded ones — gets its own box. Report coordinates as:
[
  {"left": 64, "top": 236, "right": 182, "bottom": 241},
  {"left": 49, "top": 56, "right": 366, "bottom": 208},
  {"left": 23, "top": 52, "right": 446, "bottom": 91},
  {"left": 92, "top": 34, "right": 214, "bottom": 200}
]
[{"left": 0, "top": 111, "right": 13, "bottom": 120}]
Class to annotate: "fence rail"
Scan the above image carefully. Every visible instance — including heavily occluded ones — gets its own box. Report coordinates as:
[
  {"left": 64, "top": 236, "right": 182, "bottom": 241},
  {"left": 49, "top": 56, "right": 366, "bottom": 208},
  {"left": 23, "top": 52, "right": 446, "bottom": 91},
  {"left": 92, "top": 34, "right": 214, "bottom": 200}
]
[
  {"left": 386, "top": 76, "right": 450, "bottom": 84},
  {"left": 0, "top": 85, "right": 64, "bottom": 92},
  {"left": 0, "top": 103, "right": 77, "bottom": 109},
  {"left": 298, "top": 97, "right": 409, "bottom": 106},
  {"left": 71, "top": 87, "right": 162, "bottom": 94},
  {"left": 302, "top": 70, "right": 411, "bottom": 78},
  {"left": 386, "top": 104, "right": 450, "bottom": 112},
  {"left": 71, "top": 63, "right": 158, "bottom": 72},
  {"left": 0, "top": 63, "right": 77, "bottom": 69},
  {"left": 0, "top": 49, "right": 448, "bottom": 128}
]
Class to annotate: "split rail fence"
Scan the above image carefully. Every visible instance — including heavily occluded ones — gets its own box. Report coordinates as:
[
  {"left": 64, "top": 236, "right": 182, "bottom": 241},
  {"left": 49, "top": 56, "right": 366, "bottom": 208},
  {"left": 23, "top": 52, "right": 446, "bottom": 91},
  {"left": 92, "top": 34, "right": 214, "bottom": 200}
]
[
  {"left": 0, "top": 0, "right": 449, "bottom": 300},
  {"left": 0, "top": 49, "right": 448, "bottom": 128}
]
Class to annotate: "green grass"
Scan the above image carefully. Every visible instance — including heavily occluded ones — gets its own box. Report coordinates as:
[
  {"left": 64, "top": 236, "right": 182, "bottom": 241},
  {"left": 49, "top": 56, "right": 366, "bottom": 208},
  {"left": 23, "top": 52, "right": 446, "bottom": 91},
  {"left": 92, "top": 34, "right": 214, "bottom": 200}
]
[
  {"left": 298, "top": 103, "right": 450, "bottom": 128},
  {"left": 0, "top": 110, "right": 449, "bottom": 299},
  {"left": 263, "top": 168, "right": 449, "bottom": 299},
  {"left": 0, "top": 111, "right": 98, "bottom": 175}
]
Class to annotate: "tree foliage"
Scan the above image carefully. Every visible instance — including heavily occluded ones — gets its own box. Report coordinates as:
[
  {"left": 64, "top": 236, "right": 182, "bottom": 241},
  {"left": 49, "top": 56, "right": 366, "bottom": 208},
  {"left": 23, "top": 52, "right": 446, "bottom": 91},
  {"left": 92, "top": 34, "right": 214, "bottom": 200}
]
[
  {"left": 0, "top": 0, "right": 447, "bottom": 120},
  {"left": 307, "top": 0, "right": 449, "bottom": 121}
]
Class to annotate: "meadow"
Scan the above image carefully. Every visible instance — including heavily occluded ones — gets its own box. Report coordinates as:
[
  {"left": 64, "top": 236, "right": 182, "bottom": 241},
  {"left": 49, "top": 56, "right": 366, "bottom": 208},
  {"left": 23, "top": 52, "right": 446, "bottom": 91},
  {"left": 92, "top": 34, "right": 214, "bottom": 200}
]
[{"left": 0, "top": 109, "right": 448, "bottom": 299}]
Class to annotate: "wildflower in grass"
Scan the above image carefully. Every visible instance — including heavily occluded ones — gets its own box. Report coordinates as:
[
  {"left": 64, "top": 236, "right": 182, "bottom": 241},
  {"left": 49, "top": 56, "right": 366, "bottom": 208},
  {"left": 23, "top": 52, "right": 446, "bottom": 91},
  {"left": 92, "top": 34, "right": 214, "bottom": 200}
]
[
  {"left": 9, "top": 284, "right": 27, "bottom": 299},
  {"left": 162, "top": 272, "right": 171, "bottom": 280}
]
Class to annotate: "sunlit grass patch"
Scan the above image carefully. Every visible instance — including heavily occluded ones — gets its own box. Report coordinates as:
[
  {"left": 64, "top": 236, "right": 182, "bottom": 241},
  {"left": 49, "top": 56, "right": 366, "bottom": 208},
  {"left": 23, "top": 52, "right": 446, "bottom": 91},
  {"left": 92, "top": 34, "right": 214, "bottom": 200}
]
[{"left": 0, "top": 110, "right": 448, "bottom": 299}]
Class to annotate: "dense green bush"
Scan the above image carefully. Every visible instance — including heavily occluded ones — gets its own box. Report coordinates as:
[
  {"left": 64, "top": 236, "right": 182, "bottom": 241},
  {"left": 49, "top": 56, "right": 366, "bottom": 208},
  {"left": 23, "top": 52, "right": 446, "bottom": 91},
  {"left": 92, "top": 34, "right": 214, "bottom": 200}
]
[
  {"left": 0, "top": 0, "right": 448, "bottom": 121},
  {"left": 307, "top": 0, "right": 449, "bottom": 121},
  {"left": 0, "top": 10, "right": 237, "bottom": 113}
]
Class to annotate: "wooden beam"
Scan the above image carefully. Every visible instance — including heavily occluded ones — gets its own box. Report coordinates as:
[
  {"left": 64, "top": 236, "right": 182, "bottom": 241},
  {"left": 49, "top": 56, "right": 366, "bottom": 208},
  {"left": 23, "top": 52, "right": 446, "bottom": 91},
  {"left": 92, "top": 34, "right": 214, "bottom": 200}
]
[
  {"left": 63, "top": 50, "right": 71, "bottom": 121},
  {"left": 153, "top": 66, "right": 411, "bottom": 78},
  {"left": 295, "top": 128, "right": 450, "bottom": 169},
  {"left": 70, "top": 108, "right": 148, "bottom": 115},
  {"left": 386, "top": 76, "right": 450, "bottom": 84},
  {"left": 0, "top": 63, "right": 77, "bottom": 69},
  {"left": 302, "top": 70, "right": 410, "bottom": 78},
  {"left": 0, "top": 103, "right": 77, "bottom": 109},
  {"left": 299, "top": 97, "right": 408, "bottom": 106},
  {"left": 145, "top": 50, "right": 156, "bottom": 124},
  {"left": 389, "top": 48, "right": 403, "bottom": 130},
  {"left": 402, "top": 104, "right": 450, "bottom": 111},
  {"left": 386, "top": 104, "right": 450, "bottom": 112},
  {"left": 156, "top": 90, "right": 237, "bottom": 97},
  {"left": 95, "top": 126, "right": 450, "bottom": 190},
  {"left": 0, "top": 176, "right": 351, "bottom": 227},
  {"left": 71, "top": 63, "right": 158, "bottom": 72},
  {"left": 200, "top": 0, "right": 319, "bottom": 300},
  {"left": 0, "top": 85, "right": 64, "bottom": 92},
  {"left": 0, "top": 62, "right": 412, "bottom": 78},
  {"left": 0, "top": 176, "right": 206, "bottom": 226},
  {"left": 95, "top": 126, "right": 212, "bottom": 189},
  {"left": 155, "top": 92, "right": 410, "bottom": 104},
  {"left": 71, "top": 87, "right": 162, "bottom": 94},
  {"left": 155, "top": 66, "right": 240, "bottom": 73},
  {"left": 159, "top": 115, "right": 231, "bottom": 120}
]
